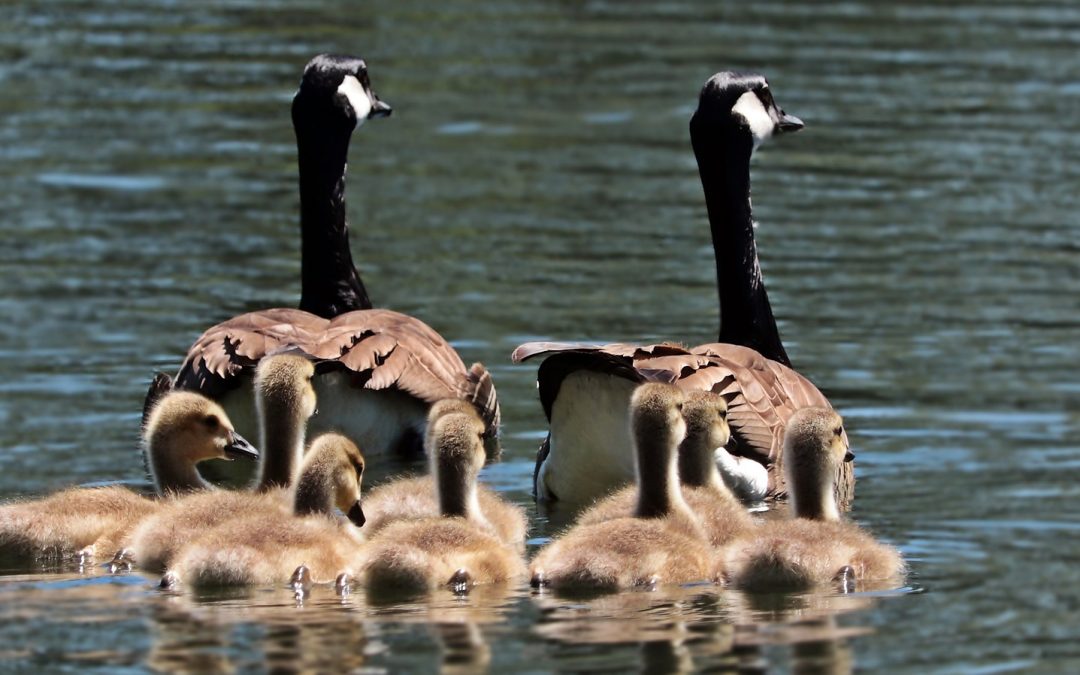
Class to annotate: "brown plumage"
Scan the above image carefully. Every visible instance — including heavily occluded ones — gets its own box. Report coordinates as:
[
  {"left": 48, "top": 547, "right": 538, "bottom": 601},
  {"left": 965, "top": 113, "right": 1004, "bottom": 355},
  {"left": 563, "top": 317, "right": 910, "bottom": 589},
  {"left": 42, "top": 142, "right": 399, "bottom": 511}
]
[
  {"left": 357, "top": 408, "right": 525, "bottom": 593},
  {"left": 723, "top": 408, "right": 905, "bottom": 591},
  {"left": 123, "top": 355, "right": 317, "bottom": 572},
  {"left": 575, "top": 390, "right": 754, "bottom": 547},
  {"left": 0, "top": 392, "right": 257, "bottom": 565},
  {"left": 529, "top": 384, "right": 718, "bottom": 592},
  {"left": 512, "top": 73, "right": 851, "bottom": 507},
  {"left": 165, "top": 433, "right": 367, "bottom": 588},
  {"left": 513, "top": 341, "right": 851, "bottom": 507},
  {"left": 150, "top": 55, "right": 500, "bottom": 461},
  {"left": 360, "top": 399, "right": 527, "bottom": 550}
]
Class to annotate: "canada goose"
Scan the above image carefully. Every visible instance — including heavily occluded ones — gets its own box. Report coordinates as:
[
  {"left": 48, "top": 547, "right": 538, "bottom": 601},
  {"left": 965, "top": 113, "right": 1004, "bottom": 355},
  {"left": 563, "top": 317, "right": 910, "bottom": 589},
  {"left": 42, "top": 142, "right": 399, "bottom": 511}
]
[
  {"left": 513, "top": 72, "right": 850, "bottom": 507},
  {"left": 723, "top": 408, "right": 905, "bottom": 592},
  {"left": 360, "top": 399, "right": 527, "bottom": 550},
  {"left": 357, "top": 409, "right": 525, "bottom": 594},
  {"left": 575, "top": 390, "right": 754, "bottom": 547},
  {"left": 0, "top": 392, "right": 257, "bottom": 565},
  {"left": 163, "top": 433, "right": 366, "bottom": 588},
  {"left": 121, "top": 354, "right": 317, "bottom": 572},
  {"left": 150, "top": 53, "right": 500, "bottom": 472},
  {"left": 528, "top": 384, "right": 717, "bottom": 592}
]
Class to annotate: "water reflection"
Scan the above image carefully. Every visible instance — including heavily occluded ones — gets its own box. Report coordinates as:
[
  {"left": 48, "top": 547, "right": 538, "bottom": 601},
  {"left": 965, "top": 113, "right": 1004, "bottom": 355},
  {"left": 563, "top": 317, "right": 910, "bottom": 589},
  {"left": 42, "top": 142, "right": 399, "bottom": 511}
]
[
  {"left": 530, "top": 582, "right": 903, "bottom": 672},
  {"left": 2, "top": 0, "right": 1078, "bottom": 670}
]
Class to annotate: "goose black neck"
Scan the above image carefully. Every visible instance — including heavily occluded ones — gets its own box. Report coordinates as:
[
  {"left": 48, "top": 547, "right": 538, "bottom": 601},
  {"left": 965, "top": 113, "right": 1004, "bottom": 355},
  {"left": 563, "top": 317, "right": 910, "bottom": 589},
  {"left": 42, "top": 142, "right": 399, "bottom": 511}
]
[
  {"left": 295, "top": 122, "right": 373, "bottom": 317},
  {"left": 691, "top": 118, "right": 791, "bottom": 367}
]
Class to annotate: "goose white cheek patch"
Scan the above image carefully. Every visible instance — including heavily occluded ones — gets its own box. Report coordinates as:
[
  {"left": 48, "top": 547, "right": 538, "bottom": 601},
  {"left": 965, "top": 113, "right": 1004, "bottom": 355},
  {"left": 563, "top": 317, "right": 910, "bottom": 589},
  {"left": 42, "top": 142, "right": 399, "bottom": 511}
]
[
  {"left": 337, "top": 75, "right": 373, "bottom": 125},
  {"left": 732, "top": 90, "right": 775, "bottom": 150}
]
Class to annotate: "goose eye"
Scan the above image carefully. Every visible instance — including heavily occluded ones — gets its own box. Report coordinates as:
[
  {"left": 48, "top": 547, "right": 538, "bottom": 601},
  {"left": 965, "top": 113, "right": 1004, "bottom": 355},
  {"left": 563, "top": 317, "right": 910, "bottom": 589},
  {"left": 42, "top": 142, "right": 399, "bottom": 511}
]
[
  {"left": 834, "top": 426, "right": 843, "bottom": 437},
  {"left": 202, "top": 415, "right": 220, "bottom": 430}
]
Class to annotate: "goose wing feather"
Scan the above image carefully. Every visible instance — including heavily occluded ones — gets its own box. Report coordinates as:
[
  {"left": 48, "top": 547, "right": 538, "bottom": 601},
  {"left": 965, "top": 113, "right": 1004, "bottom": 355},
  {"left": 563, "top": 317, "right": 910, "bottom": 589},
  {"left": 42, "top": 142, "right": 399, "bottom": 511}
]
[
  {"left": 513, "top": 340, "right": 851, "bottom": 505},
  {"left": 173, "top": 309, "right": 500, "bottom": 435}
]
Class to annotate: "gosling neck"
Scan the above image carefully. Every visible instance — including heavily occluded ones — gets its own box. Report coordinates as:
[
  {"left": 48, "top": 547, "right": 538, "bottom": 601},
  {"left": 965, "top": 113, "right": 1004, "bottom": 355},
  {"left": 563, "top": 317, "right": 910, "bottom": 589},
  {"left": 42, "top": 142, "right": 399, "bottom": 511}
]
[
  {"left": 788, "top": 465, "right": 841, "bottom": 522},
  {"left": 292, "top": 456, "right": 337, "bottom": 517},
  {"left": 435, "top": 458, "right": 483, "bottom": 523},
  {"left": 146, "top": 435, "right": 210, "bottom": 495},
  {"left": 294, "top": 118, "right": 372, "bottom": 318},
  {"left": 634, "top": 432, "right": 690, "bottom": 520},
  {"left": 255, "top": 404, "right": 307, "bottom": 492},
  {"left": 690, "top": 115, "right": 790, "bottom": 367},
  {"left": 678, "top": 431, "right": 725, "bottom": 492}
]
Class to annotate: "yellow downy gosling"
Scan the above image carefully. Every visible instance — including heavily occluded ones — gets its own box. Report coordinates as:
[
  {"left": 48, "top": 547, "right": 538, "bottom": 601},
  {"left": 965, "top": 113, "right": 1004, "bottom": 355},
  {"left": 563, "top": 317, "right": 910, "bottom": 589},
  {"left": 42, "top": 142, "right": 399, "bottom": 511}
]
[
  {"left": 528, "top": 383, "right": 717, "bottom": 592},
  {"left": 723, "top": 407, "right": 905, "bottom": 592},
  {"left": 0, "top": 392, "right": 257, "bottom": 565}
]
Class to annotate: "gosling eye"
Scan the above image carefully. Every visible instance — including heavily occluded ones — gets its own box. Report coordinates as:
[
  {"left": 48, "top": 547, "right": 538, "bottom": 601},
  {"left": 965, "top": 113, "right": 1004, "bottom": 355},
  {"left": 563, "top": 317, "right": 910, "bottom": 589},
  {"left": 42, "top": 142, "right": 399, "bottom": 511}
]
[
  {"left": 834, "top": 426, "right": 844, "bottom": 437},
  {"left": 202, "top": 415, "right": 220, "bottom": 430}
]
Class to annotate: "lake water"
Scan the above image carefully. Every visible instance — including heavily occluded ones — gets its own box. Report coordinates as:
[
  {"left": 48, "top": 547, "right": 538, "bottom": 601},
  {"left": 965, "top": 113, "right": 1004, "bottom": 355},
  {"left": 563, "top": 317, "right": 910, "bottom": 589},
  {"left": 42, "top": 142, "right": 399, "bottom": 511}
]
[{"left": 1, "top": 0, "right": 1078, "bottom": 671}]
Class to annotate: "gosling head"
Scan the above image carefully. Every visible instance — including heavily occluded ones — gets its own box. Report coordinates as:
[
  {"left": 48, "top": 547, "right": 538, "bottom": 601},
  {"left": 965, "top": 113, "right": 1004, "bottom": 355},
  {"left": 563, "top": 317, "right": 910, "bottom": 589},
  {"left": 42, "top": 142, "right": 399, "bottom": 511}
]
[
  {"left": 427, "top": 398, "right": 481, "bottom": 429},
  {"left": 143, "top": 392, "right": 259, "bottom": 493},
  {"left": 630, "top": 383, "right": 688, "bottom": 455},
  {"left": 426, "top": 404, "right": 487, "bottom": 518},
  {"left": 254, "top": 353, "right": 317, "bottom": 424},
  {"left": 692, "top": 71, "right": 804, "bottom": 152},
  {"left": 301, "top": 433, "right": 366, "bottom": 527},
  {"left": 678, "top": 390, "right": 730, "bottom": 488},
  {"left": 292, "top": 53, "right": 392, "bottom": 136},
  {"left": 144, "top": 392, "right": 258, "bottom": 464},
  {"left": 682, "top": 390, "right": 730, "bottom": 453},
  {"left": 783, "top": 407, "right": 853, "bottom": 521}
]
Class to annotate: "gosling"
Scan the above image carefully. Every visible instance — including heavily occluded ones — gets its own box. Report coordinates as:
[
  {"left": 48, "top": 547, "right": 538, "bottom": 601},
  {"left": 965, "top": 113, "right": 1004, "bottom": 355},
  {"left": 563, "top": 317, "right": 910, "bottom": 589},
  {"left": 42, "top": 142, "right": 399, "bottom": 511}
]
[
  {"left": 120, "top": 354, "right": 317, "bottom": 572},
  {"left": 361, "top": 398, "right": 526, "bottom": 550},
  {"left": 0, "top": 392, "right": 257, "bottom": 565},
  {"left": 163, "top": 432, "right": 367, "bottom": 588},
  {"left": 357, "top": 406, "right": 525, "bottom": 594},
  {"left": 575, "top": 390, "right": 754, "bottom": 547},
  {"left": 529, "top": 383, "right": 718, "bottom": 592},
  {"left": 722, "top": 407, "right": 905, "bottom": 592}
]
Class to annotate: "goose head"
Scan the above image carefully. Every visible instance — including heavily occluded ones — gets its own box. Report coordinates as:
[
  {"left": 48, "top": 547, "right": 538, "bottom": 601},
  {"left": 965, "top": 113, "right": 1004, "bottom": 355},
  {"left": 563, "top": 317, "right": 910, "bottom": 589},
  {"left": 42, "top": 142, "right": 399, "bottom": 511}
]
[
  {"left": 296, "top": 433, "right": 367, "bottom": 527},
  {"left": 143, "top": 392, "right": 259, "bottom": 492},
  {"left": 292, "top": 54, "right": 392, "bottom": 137},
  {"left": 427, "top": 404, "right": 487, "bottom": 519},
  {"left": 678, "top": 390, "right": 730, "bottom": 488},
  {"left": 783, "top": 407, "right": 853, "bottom": 521},
  {"left": 692, "top": 72, "right": 804, "bottom": 152}
]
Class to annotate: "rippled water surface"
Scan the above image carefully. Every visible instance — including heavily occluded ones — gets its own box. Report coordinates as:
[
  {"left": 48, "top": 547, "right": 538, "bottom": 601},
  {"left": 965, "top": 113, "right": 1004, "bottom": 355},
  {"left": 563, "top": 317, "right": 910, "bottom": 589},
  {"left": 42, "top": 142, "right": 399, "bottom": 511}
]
[{"left": 1, "top": 0, "right": 1078, "bottom": 672}]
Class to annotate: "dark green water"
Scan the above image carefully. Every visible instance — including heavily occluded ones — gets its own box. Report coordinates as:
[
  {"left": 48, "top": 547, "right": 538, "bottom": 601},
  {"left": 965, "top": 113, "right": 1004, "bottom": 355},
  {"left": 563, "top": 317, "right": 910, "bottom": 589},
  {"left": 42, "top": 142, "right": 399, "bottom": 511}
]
[{"left": 1, "top": 0, "right": 1078, "bottom": 671}]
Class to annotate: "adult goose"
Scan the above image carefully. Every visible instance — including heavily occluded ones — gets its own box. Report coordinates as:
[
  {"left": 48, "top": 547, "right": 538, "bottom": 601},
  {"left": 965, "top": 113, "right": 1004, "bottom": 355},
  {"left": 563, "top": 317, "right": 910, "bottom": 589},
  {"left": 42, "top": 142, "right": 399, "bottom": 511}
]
[
  {"left": 153, "top": 54, "right": 500, "bottom": 460},
  {"left": 513, "top": 72, "right": 850, "bottom": 506}
]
